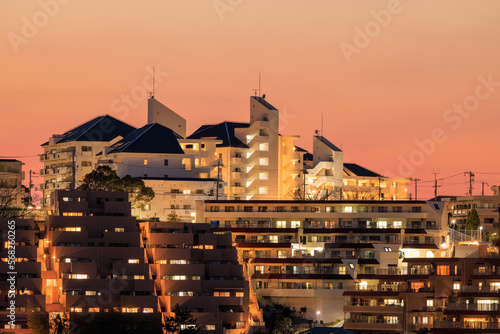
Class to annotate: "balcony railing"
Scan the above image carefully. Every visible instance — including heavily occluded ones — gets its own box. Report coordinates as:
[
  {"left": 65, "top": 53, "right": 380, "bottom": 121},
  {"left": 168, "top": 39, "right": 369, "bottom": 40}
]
[
  {"left": 459, "top": 285, "right": 500, "bottom": 293},
  {"left": 473, "top": 268, "right": 500, "bottom": 276},
  {"left": 371, "top": 267, "right": 431, "bottom": 275},
  {"left": 446, "top": 303, "right": 500, "bottom": 311},
  {"left": 344, "top": 301, "right": 404, "bottom": 307},
  {"left": 433, "top": 321, "right": 500, "bottom": 329},
  {"left": 345, "top": 284, "right": 406, "bottom": 292},
  {"left": 345, "top": 318, "right": 402, "bottom": 325}
]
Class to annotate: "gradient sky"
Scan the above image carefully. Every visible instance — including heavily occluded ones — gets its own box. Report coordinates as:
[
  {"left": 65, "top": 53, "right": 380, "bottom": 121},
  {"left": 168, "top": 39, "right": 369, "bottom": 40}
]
[{"left": 2, "top": 0, "right": 500, "bottom": 199}]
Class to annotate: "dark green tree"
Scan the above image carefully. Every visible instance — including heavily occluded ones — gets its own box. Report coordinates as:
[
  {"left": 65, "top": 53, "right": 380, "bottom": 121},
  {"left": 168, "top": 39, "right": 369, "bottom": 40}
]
[
  {"left": 164, "top": 304, "right": 199, "bottom": 334},
  {"left": 273, "top": 316, "right": 293, "bottom": 334},
  {"left": 51, "top": 314, "right": 69, "bottom": 334},
  {"left": 416, "top": 327, "right": 429, "bottom": 334},
  {"left": 27, "top": 303, "right": 49, "bottom": 334},
  {"left": 466, "top": 208, "right": 480, "bottom": 230},
  {"left": 78, "top": 166, "right": 155, "bottom": 208},
  {"left": 77, "top": 166, "right": 121, "bottom": 191}
]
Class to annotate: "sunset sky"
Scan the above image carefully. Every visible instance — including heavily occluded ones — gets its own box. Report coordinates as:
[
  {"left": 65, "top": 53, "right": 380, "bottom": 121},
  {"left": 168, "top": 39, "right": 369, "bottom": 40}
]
[{"left": 2, "top": 0, "right": 500, "bottom": 199}]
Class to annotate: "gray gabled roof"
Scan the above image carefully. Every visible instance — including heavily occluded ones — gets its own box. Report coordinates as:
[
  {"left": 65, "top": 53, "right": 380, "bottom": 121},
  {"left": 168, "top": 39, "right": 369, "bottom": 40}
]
[
  {"left": 107, "top": 123, "right": 184, "bottom": 154},
  {"left": 344, "top": 163, "right": 382, "bottom": 177},
  {"left": 315, "top": 136, "right": 342, "bottom": 152},
  {"left": 188, "top": 122, "right": 249, "bottom": 148},
  {"left": 41, "top": 115, "right": 136, "bottom": 146},
  {"left": 251, "top": 96, "right": 278, "bottom": 110}
]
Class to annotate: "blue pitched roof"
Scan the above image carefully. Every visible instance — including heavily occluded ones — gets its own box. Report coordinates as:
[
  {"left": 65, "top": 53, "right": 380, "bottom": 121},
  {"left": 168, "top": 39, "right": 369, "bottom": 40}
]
[
  {"left": 252, "top": 96, "right": 278, "bottom": 110},
  {"left": 188, "top": 122, "right": 249, "bottom": 148},
  {"left": 344, "top": 163, "right": 382, "bottom": 177},
  {"left": 41, "top": 115, "right": 136, "bottom": 146},
  {"left": 107, "top": 123, "right": 184, "bottom": 154},
  {"left": 315, "top": 136, "right": 342, "bottom": 152}
]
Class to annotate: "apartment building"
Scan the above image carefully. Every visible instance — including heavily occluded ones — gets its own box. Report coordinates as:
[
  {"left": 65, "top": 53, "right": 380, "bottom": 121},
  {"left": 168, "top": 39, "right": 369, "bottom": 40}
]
[
  {"left": 40, "top": 116, "right": 136, "bottom": 205},
  {"left": 197, "top": 199, "right": 448, "bottom": 323},
  {"left": 189, "top": 96, "right": 303, "bottom": 200},
  {"left": 0, "top": 218, "right": 45, "bottom": 333},
  {"left": 40, "top": 190, "right": 161, "bottom": 331},
  {"left": 444, "top": 194, "right": 500, "bottom": 233},
  {"left": 139, "top": 220, "right": 262, "bottom": 334},
  {"left": 0, "top": 159, "right": 25, "bottom": 209},
  {"left": 342, "top": 242, "right": 500, "bottom": 333},
  {"left": 342, "top": 163, "right": 410, "bottom": 201}
]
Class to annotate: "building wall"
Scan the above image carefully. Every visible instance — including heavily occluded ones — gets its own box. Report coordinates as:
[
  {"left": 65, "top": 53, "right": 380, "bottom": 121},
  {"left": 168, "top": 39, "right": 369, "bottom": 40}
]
[{"left": 0, "top": 159, "right": 24, "bottom": 208}]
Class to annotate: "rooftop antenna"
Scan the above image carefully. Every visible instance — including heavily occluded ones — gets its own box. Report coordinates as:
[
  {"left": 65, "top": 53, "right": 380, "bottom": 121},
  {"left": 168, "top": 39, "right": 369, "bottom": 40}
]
[
  {"left": 252, "top": 89, "right": 258, "bottom": 96},
  {"left": 321, "top": 112, "right": 324, "bottom": 137},
  {"left": 258, "top": 71, "right": 261, "bottom": 97},
  {"left": 149, "top": 66, "right": 155, "bottom": 98}
]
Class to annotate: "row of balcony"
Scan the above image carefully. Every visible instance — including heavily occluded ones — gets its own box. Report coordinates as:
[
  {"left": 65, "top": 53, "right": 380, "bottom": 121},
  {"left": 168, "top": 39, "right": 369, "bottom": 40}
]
[
  {"left": 41, "top": 181, "right": 72, "bottom": 190},
  {"left": 40, "top": 150, "right": 75, "bottom": 161},
  {"left": 433, "top": 321, "right": 500, "bottom": 329},
  {"left": 213, "top": 221, "right": 438, "bottom": 230},
  {"left": 207, "top": 206, "right": 426, "bottom": 214},
  {"left": 40, "top": 166, "right": 73, "bottom": 176},
  {"left": 446, "top": 303, "right": 500, "bottom": 311}
]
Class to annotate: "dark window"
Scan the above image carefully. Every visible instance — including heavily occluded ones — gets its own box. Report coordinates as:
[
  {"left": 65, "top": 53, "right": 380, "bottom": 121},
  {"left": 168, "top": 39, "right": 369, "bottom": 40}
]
[{"left": 164, "top": 159, "right": 168, "bottom": 166}]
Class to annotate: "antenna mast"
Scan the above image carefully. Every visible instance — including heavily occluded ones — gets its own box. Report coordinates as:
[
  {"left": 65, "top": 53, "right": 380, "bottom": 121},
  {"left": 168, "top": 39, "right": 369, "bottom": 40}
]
[
  {"left": 321, "top": 112, "right": 324, "bottom": 136},
  {"left": 258, "top": 71, "right": 261, "bottom": 97}
]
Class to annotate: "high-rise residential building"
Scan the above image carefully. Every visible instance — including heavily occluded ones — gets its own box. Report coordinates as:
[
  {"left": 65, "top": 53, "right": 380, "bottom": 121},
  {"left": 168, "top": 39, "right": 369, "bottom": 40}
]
[
  {"left": 0, "top": 218, "right": 45, "bottom": 332},
  {"left": 0, "top": 159, "right": 25, "bottom": 209},
  {"left": 39, "top": 116, "right": 136, "bottom": 205},
  {"left": 139, "top": 220, "right": 262, "bottom": 334},
  {"left": 197, "top": 199, "right": 449, "bottom": 323},
  {"left": 40, "top": 190, "right": 161, "bottom": 331},
  {"left": 444, "top": 194, "right": 500, "bottom": 233},
  {"left": 41, "top": 94, "right": 411, "bottom": 221}
]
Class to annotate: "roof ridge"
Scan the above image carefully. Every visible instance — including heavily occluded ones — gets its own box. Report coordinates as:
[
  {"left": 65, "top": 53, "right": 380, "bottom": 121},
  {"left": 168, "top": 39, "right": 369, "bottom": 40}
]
[{"left": 117, "top": 123, "right": 156, "bottom": 152}]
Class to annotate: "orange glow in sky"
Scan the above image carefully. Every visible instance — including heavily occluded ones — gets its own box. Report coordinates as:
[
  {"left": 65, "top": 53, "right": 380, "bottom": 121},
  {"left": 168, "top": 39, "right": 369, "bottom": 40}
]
[{"left": 1, "top": 0, "right": 500, "bottom": 199}]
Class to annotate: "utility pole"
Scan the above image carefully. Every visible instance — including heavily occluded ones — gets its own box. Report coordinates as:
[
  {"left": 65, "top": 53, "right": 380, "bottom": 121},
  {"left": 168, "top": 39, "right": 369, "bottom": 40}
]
[
  {"left": 378, "top": 176, "right": 382, "bottom": 201},
  {"left": 432, "top": 172, "right": 439, "bottom": 200},
  {"left": 465, "top": 171, "right": 474, "bottom": 196},
  {"left": 413, "top": 178, "right": 420, "bottom": 201},
  {"left": 482, "top": 182, "right": 488, "bottom": 196},
  {"left": 29, "top": 170, "right": 32, "bottom": 206},
  {"left": 215, "top": 160, "right": 223, "bottom": 200},
  {"left": 71, "top": 151, "right": 76, "bottom": 190}
]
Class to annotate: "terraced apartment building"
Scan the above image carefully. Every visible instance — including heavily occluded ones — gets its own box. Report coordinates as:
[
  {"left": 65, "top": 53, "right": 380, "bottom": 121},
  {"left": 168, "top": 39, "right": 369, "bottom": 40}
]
[{"left": 196, "top": 199, "right": 449, "bottom": 323}]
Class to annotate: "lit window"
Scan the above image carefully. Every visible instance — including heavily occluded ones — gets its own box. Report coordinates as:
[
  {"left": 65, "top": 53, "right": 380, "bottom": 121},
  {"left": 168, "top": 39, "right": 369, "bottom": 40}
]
[
  {"left": 344, "top": 206, "right": 352, "bottom": 213},
  {"left": 339, "top": 266, "right": 346, "bottom": 275},
  {"left": 259, "top": 158, "right": 269, "bottom": 166},
  {"left": 291, "top": 221, "right": 300, "bottom": 228},
  {"left": 393, "top": 221, "right": 402, "bottom": 228},
  {"left": 384, "top": 247, "right": 393, "bottom": 252},
  {"left": 143, "top": 308, "right": 154, "bottom": 313},
  {"left": 143, "top": 159, "right": 148, "bottom": 165},
  {"left": 205, "top": 325, "right": 216, "bottom": 331},
  {"left": 214, "top": 291, "right": 230, "bottom": 297},
  {"left": 122, "top": 307, "right": 139, "bottom": 313},
  {"left": 348, "top": 263, "right": 355, "bottom": 269},
  {"left": 46, "top": 279, "right": 57, "bottom": 287},
  {"left": 115, "top": 228, "right": 124, "bottom": 232},
  {"left": 422, "top": 317, "right": 428, "bottom": 324},
  {"left": 133, "top": 275, "right": 145, "bottom": 280},
  {"left": 426, "top": 299, "right": 434, "bottom": 307},
  {"left": 86, "top": 291, "right": 97, "bottom": 296},
  {"left": 183, "top": 189, "right": 191, "bottom": 194},
  {"left": 259, "top": 143, "right": 269, "bottom": 151},
  {"left": 436, "top": 265, "right": 450, "bottom": 275},
  {"left": 453, "top": 283, "right": 460, "bottom": 290},
  {"left": 259, "top": 172, "right": 268, "bottom": 180},
  {"left": 128, "top": 259, "right": 140, "bottom": 264},
  {"left": 276, "top": 221, "right": 286, "bottom": 228},
  {"left": 235, "top": 292, "right": 244, "bottom": 297},
  {"left": 88, "top": 308, "right": 100, "bottom": 312},
  {"left": 70, "top": 307, "right": 83, "bottom": 312},
  {"left": 377, "top": 221, "right": 387, "bottom": 228},
  {"left": 259, "top": 187, "right": 268, "bottom": 195}
]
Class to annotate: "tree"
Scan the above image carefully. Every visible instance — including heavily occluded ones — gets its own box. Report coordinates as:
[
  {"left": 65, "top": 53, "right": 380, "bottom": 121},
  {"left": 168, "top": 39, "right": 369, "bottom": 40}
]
[
  {"left": 27, "top": 302, "right": 49, "bottom": 334},
  {"left": 342, "top": 185, "right": 378, "bottom": 200},
  {"left": 288, "top": 184, "right": 341, "bottom": 201},
  {"left": 78, "top": 166, "right": 121, "bottom": 191},
  {"left": 0, "top": 180, "right": 33, "bottom": 219},
  {"left": 78, "top": 166, "right": 155, "bottom": 208},
  {"left": 416, "top": 327, "right": 429, "bottom": 334},
  {"left": 164, "top": 304, "right": 199, "bottom": 334},
  {"left": 167, "top": 213, "right": 182, "bottom": 223},
  {"left": 466, "top": 208, "right": 480, "bottom": 230},
  {"left": 273, "top": 316, "right": 293, "bottom": 334},
  {"left": 51, "top": 314, "right": 69, "bottom": 334}
]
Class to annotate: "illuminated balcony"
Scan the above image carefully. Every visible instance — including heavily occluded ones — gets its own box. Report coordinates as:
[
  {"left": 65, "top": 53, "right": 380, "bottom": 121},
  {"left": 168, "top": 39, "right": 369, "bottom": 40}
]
[
  {"left": 344, "top": 318, "right": 403, "bottom": 332},
  {"left": 433, "top": 321, "right": 500, "bottom": 330}
]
